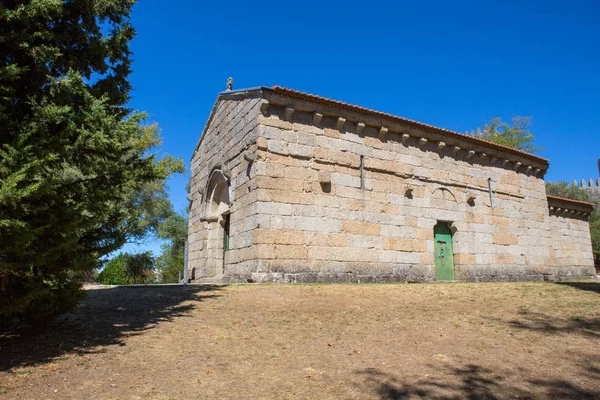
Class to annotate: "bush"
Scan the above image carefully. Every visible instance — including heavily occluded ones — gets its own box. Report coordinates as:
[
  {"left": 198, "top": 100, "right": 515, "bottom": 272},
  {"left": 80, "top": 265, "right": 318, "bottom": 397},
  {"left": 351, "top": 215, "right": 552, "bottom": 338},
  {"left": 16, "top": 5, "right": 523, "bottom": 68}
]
[
  {"left": 126, "top": 252, "right": 156, "bottom": 284},
  {"left": 97, "top": 255, "right": 133, "bottom": 285},
  {"left": 0, "top": 270, "right": 86, "bottom": 329},
  {"left": 97, "top": 252, "right": 155, "bottom": 285}
]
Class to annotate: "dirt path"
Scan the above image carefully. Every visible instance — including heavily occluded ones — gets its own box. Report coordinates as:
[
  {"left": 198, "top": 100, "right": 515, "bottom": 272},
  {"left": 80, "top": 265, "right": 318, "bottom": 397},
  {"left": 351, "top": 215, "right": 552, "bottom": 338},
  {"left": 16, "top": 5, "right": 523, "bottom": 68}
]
[{"left": 1, "top": 282, "right": 599, "bottom": 399}]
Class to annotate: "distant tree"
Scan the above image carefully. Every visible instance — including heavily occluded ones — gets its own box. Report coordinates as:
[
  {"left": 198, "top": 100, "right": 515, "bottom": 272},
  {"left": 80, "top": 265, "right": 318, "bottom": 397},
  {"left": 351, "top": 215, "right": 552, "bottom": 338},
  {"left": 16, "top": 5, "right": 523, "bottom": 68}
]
[
  {"left": 97, "top": 252, "right": 155, "bottom": 285},
  {"left": 472, "top": 117, "right": 539, "bottom": 154},
  {"left": 0, "top": 1, "right": 184, "bottom": 325},
  {"left": 125, "top": 252, "right": 156, "bottom": 284},
  {"left": 156, "top": 210, "right": 188, "bottom": 283},
  {"left": 545, "top": 182, "right": 599, "bottom": 266},
  {"left": 545, "top": 181, "right": 592, "bottom": 202},
  {"left": 97, "top": 255, "right": 133, "bottom": 285}
]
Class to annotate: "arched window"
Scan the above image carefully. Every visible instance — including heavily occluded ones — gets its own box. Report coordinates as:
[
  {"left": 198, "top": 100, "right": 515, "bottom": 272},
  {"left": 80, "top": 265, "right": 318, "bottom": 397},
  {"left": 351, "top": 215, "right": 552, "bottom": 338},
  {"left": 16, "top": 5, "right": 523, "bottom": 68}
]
[{"left": 204, "top": 169, "right": 230, "bottom": 220}]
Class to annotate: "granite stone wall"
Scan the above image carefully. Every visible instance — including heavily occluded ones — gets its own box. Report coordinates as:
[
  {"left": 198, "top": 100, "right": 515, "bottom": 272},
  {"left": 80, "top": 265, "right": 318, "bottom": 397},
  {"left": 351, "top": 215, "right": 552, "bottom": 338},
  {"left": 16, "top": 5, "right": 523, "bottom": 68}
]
[
  {"left": 188, "top": 89, "right": 596, "bottom": 283},
  {"left": 188, "top": 92, "right": 263, "bottom": 280}
]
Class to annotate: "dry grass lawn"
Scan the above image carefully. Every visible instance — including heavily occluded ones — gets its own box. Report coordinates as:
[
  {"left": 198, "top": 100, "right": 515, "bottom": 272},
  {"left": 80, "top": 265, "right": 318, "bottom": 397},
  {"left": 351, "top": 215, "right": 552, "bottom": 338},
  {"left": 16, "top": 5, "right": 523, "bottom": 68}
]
[{"left": 1, "top": 281, "right": 599, "bottom": 399}]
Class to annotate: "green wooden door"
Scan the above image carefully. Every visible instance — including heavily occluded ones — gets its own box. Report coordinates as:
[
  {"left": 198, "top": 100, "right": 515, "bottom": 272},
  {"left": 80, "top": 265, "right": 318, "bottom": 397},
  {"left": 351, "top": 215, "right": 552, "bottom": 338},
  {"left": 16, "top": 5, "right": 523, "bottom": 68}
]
[{"left": 434, "top": 223, "right": 455, "bottom": 280}]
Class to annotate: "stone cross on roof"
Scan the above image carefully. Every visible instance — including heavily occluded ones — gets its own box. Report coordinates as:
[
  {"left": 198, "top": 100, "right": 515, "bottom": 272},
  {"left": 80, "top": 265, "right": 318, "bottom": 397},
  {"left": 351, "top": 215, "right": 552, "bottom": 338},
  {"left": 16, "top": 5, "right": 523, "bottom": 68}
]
[{"left": 226, "top": 77, "right": 233, "bottom": 91}]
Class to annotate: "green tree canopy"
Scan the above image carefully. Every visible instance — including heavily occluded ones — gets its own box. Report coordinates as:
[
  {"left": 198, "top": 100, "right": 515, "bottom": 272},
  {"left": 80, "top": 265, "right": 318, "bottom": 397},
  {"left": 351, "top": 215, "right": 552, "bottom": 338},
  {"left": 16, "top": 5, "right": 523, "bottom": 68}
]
[
  {"left": 0, "top": 0, "right": 183, "bottom": 324},
  {"left": 156, "top": 209, "right": 188, "bottom": 283},
  {"left": 97, "top": 254, "right": 133, "bottom": 285},
  {"left": 472, "top": 117, "right": 539, "bottom": 154},
  {"left": 97, "top": 252, "right": 155, "bottom": 285}
]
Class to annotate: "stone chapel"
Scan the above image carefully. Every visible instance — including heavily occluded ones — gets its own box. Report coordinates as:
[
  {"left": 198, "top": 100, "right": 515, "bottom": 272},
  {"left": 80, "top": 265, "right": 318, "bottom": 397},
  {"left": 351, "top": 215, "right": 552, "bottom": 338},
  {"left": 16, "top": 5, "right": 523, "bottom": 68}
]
[{"left": 187, "top": 85, "right": 595, "bottom": 283}]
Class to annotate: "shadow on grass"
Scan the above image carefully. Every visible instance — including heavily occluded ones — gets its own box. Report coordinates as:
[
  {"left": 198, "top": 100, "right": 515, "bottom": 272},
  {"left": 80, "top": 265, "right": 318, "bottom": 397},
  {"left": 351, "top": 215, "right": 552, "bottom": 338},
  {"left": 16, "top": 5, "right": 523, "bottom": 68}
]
[
  {"left": 508, "top": 311, "right": 600, "bottom": 339},
  {"left": 357, "top": 360, "right": 600, "bottom": 399},
  {"left": 0, "top": 285, "right": 223, "bottom": 372},
  {"left": 555, "top": 281, "right": 600, "bottom": 294}
]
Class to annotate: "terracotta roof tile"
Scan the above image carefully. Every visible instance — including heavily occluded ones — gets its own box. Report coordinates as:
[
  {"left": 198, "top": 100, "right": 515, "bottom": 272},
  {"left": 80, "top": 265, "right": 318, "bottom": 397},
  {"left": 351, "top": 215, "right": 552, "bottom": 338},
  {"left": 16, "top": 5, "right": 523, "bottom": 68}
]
[
  {"left": 271, "top": 86, "right": 549, "bottom": 166},
  {"left": 546, "top": 195, "right": 596, "bottom": 209}
]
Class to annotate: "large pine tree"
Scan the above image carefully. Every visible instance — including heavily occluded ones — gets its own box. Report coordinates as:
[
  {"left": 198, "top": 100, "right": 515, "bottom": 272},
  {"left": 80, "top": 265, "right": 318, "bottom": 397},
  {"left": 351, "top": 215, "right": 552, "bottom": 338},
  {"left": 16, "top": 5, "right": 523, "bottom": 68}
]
[{"left": 0, "top": 1, "right": 183, "bottom": 323}]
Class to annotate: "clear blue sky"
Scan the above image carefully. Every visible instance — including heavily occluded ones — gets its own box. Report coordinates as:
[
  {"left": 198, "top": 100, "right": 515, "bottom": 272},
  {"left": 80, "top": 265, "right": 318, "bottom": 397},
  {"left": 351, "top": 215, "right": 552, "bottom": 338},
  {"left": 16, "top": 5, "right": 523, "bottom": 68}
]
[{"left": 123, "top": 0, "right": 600, "bottom": 254}]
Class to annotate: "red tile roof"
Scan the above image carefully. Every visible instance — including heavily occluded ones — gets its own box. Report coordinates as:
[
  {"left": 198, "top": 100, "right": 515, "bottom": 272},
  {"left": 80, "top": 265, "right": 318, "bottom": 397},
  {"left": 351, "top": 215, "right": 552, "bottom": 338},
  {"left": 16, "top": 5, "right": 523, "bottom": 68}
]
[
  {"left": 271, "top": 86, "right": 549, "bottom": 166},
  {"left": 546, "top": 195, "right": 596, "bottom": 209}
]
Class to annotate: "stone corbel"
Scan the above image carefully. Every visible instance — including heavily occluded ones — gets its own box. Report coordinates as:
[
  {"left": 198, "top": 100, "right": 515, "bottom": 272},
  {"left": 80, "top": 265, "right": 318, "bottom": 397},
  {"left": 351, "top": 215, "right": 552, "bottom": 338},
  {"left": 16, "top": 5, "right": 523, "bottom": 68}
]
[
  {"left": 480, "top": 153, "right": 487, "bottom": 160},
  {"left": 336, "top": 117, "right": 346, "bottom": 131},
  {"left": 526, "top": 165, "right": 532, "bottom": 174},
  {"left": 452, "top": 146, "right": 461, "bottom": 155},
  {"left": 437, "top": 141, "right": 446, "bottom": 151},
  {"left": 379, "top": 127, "right": 388, "bottom": 140},
  {"left": 312, "top": 112, "right": 323, "bottom": 126},
  {"left": 466, "top": 150, "right": 475, "bottom": 159},
  {"left": 260, "top": 99, "right": 270, "bottom": 115},
  {"left": 514, "top": 162, "right": 522, "bottom": 171},
  {"left": 418, "top": 138, "right": 428, "bottom": 148},
  {"left": 401, "top": 134, "right": 410, "bottom": 144},
  {"left": 491, "top": 157, "right": 498, "bottom": 164},
  {"left": 502, "top": 159, "right": 510, "bottom": 167},
  {"left": 356, "top": 122, "right": 365, "bottom": 134},
  {"left": 243, "top": 151, "right": 256, "bottom": 162},
  {"left": 200, "top": 215, "right": 219, "bottom": 223},
  {"left": 284, "top": 106, "right": 294, "bottom": 121},
  {"left": 318, "top": 170, "right": 331, "bottom": 184}
]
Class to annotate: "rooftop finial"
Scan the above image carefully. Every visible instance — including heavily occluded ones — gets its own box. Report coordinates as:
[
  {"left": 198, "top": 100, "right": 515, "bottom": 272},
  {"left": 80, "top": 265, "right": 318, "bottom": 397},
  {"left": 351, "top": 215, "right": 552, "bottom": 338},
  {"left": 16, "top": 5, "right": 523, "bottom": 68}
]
[{"left": 226, "top": 77, "right": 233, "bottom": 91}]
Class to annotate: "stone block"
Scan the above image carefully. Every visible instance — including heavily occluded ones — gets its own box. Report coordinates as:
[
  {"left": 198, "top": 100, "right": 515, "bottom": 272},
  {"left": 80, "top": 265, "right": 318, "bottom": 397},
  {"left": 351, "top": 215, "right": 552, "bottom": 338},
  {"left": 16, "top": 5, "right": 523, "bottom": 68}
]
[
  {"left": 329, "top": 149, "right": 360, "bottom": 168},
  {"left": 492, "top": 234, "right": 518, "bottom": 246},
  {"left": 324, "top": 128, "right": 342, "bottom": 138},
  {"left": 347, "top": 235, "right": 382, "bottom": 249},
  {"left": 287, "top": 143, "right": 312, "bottom": 158},
  {"left": 331, "top": 173, "right": 361, "bottom": 188},
  {"left": 269, "top": 190, "right": 314, "bottom": 205},
  {"left": 383, "top": 238, "right": 427, "bottom": 252},
  {"left": 342, "top": 221, "right": 381, "bottom": 236},
  {"left": 492, "top": 254, "right": 515, "bottom": 264},
  {"left": 285, "top": 166, "right": 316, "bottom": 181},
  {"left": 257, "top": 114, "right": 293, "bottom": 130},
  {"left": 267, "top": 139, "right": 288, "bottom": 156},
  {"left": 256, "top": 136, "right": 268, "bottom": 150},
  {"left": 454, "top": 254, "right": 476, "bottom": 264}
]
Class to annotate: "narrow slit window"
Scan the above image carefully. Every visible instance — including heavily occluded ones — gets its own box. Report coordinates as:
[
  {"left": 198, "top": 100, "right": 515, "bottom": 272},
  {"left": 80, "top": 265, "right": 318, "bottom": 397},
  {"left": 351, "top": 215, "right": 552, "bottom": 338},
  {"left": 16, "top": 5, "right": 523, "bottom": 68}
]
[{"left": 223, "top": 214, "right": 231, "bottom": 251}]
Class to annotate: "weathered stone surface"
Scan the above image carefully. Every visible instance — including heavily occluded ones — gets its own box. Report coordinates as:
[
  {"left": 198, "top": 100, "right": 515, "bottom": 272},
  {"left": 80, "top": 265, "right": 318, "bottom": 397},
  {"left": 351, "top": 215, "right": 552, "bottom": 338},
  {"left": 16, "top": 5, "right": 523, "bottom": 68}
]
[{"left": 188, "top": 89, "right": 595, "bottom": 284}]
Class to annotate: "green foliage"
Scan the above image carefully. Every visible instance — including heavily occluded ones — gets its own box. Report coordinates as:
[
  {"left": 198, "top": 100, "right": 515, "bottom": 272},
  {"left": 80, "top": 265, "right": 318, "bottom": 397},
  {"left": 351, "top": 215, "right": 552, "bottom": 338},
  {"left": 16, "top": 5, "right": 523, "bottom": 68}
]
[
  {"left": 473, "top": 117, "right": 540, "bottom": 154},
  {"left": 156, "top": 211, "right": 188, "bottom": 283},
  {"left": 545, "top": 182, "right": 600, "bottom": 262},
  {"left": 0, "top": 1, "right": 183, "bottom": 325},
  {"left": 545, "top": 181, "right": 592, "bottom": 202},
  {"left": 125, "top": 252, "right": 155, "bottom": 284},
  {"left": 97, "top": 254, "right": 133, "bottom": 285},
  {"left": 97, "top": 252, "right": 155, "bottom": 285},
  {"left": 591, "top": 216, "right": 600, "bottom": 266},
  {"left": 0, "top": 269, "right": 85, "bottom": 328}
]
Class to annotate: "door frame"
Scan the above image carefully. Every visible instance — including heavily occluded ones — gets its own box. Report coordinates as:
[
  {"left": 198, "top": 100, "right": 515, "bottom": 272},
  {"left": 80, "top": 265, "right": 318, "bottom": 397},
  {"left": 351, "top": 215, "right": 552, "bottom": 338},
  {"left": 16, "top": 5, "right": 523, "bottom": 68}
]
[{"left": 433, "top": 221, "right": 455, "bottom": 281}]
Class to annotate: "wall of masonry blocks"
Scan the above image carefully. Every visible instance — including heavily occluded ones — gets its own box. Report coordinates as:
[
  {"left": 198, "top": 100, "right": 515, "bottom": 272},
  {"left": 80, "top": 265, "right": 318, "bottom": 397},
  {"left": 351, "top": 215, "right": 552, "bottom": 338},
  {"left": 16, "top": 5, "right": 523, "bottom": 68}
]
[
  {"left": 547, "top": 213, "right": 593, "bottom": 274},
  {"left": 188, "top": 93, "right": 264, "bottom": 280},
  {"left": 188, "top": 91, "right": 596, "bottom": 283}
]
